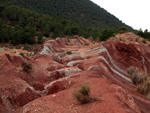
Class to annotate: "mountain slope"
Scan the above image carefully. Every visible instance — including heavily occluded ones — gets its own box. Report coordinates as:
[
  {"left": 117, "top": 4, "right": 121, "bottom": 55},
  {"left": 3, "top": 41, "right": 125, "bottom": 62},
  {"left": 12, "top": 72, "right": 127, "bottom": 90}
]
[
  {"left": 0, "top": 2, "right": 106, "bottom": 44},
  {"left": 0, "top": 0, "right": 133, "bottom": 30}
]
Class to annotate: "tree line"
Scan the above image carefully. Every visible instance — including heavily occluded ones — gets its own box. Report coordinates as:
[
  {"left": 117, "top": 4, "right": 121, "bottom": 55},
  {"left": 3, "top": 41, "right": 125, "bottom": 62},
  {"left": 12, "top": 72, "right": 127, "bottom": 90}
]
[{"left": 137, "top": 29, "right": 150, "bottom": 39}]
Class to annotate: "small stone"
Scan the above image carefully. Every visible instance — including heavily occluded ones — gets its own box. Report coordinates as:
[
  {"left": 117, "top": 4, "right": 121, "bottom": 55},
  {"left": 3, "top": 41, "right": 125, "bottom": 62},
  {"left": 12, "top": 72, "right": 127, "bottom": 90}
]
[{"left": 52, "top": 95, "right": 56, "bottom": 97}]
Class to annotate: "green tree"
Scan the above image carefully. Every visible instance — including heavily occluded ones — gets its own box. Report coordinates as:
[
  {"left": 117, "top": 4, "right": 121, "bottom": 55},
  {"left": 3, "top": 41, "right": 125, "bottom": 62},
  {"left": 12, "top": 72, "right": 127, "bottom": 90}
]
[
  {"left": 64, "top": 26, "right": 71, "bottom": 35},
  {"left": 100, "top": 29, "right": 115, "bottom": 41},
  {"left": 0, "top": 26, "right": 9, "bottom": 43},
  {"left": 143, "top": 29, "right": 150, "bottom": 39},
  {"left": 137, "top": 29, "right": 144, "bottom": 37},
  {"left": 71, "top": 26, "right": 79, "bottom": 35},
  {"left": 38, "top": 33, "right": 44, "bottom": 44},
  {"left": 117, "top": 27, "right": 128, "bottom": 34},
  {"left": 52, "top": 29, "right": 60, "bottom": 38}
]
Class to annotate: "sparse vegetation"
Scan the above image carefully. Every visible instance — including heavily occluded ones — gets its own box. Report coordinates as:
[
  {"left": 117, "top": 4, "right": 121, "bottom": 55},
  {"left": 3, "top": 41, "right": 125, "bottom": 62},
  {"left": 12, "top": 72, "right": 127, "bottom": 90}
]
[
  {"left": 127, "top": 66, "right": 139, "bottom": 85},
  {"left": 137, "top": 81, "right": 150, "bottom": 98},
  {"left": 73, "top": 83, "right": 97, "bottom": 104},
  {"left": 22, "top": 62, "right": 32, "bottom": 73},
  {"left": 127, "top": 67, "right": 150, "bottom": 98}
]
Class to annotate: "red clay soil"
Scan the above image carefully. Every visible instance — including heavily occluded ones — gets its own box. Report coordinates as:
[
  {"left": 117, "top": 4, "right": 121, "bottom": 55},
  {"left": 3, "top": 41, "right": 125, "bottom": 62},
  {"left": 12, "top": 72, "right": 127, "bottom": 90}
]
[
  {"left": 0, "top": 34, "right": 150, "bottom": 113},
  {"left": 18, "top": 72, "right": 140, "bottom": 113}
]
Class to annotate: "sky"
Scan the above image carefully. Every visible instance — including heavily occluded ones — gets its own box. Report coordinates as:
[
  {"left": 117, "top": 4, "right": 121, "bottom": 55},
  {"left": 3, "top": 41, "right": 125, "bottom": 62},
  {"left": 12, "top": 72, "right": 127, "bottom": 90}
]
[{"left": 91, "top": 0, "right": 150, "bottom": 31}]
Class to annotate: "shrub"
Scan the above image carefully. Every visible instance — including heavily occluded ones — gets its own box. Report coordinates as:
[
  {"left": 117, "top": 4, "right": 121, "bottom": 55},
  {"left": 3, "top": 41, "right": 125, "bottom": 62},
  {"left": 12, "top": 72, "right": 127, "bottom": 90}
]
[
  {"left": 43, "top": 33, "right": 49, "bottom": 37},
  {"left": 71, "top": 26, "right": 79, "bottom": 35},
  {"left": 23, "top": 43, "right": 28, "bottom": 50},
  {"left": 127, "top": 67, "right": 146, "bottom": 85},
  {"left": 85, "top": 43, "right": 89, "bottom": 46},
  {"left": 22, "top": 62, "right": 32, "bottom": 73},
  {"left": 69, "top": 42, "right": 74, "bottom": 46},
  {"left": 79, "top": 83, "right": 91, "bottom": 96},
  {"left": 127, "top": 67, "right": 150, "bottom": 98},
  {"left": 137, "top": 82, "right": 150, "bottom": 97},
  {"left": 127, "top": 66, "right": 138, "bottom": 77},
  {"left": 132, "top": 72, "right": 146, "bottom": 85},
  {"left": 19, "top": 53, "right": 24, "bottom": 56},
  {"left": 73, "top": 83, "right": 97, "bottom": 104},
  {"left": 66, "top": 51, "right": 72, "bottom": 55},
  {"left": 100, "top": 29, "right": 115, "bottom": 41},
  {"left": 117, "top": 27, "right": 128, "bottom": 34}
]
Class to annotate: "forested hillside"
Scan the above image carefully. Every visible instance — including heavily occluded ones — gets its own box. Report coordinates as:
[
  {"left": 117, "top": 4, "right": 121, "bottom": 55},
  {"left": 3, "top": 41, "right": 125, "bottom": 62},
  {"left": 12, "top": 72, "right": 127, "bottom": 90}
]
[
  {"left": 0, "top": 0, "right": 133, "bottom": 30},
  {"left": 0, "top": 2, "right": 107, "bottom": 45}
]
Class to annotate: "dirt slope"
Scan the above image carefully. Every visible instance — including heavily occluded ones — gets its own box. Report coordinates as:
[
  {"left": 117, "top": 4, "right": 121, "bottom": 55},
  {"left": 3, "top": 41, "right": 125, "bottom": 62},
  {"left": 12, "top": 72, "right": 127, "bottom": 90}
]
[{"left": 0, "top": 34, "right": 150, "bottom": 113}]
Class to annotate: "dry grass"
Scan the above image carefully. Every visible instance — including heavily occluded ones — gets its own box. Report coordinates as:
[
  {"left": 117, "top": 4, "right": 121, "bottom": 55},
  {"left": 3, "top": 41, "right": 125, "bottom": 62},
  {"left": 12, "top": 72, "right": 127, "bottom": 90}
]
[
  {"left": 52, "top": 53, "right": 66, "bottom": 63},
  {"left": 69, "top": 42, "right": 75, "bottom": 46},
  {"left": 127, "top": 67, "right": 138, "bottom": 78},
  {"left": 137, "top": 81, "right": 150, "bottom": 98},
  {"left": 127, "top": 67, "right": 150, "bottom": 98},
  {"left": 16, "top": 66, "right": 23, "bottom": 72},
  {"left": 127, "top": 66, "right": 144, "bottom": 85},
  {"left": 73, "top": 83, "right": 97, "bottom": 104},
  {"left": 22, "top": 62, "right": 32, "bottom": 73}
]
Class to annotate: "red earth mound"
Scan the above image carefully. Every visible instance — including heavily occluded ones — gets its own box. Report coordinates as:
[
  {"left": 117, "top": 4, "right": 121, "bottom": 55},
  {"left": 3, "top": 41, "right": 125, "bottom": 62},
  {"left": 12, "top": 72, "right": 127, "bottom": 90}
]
[{"left": 1, "top": 34, "right": 150, "bottom": 113}]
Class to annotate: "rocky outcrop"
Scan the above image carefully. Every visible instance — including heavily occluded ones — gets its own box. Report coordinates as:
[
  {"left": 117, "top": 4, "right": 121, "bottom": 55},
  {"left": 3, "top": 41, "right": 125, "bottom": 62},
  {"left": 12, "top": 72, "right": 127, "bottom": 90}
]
[{"left": 1, "top": 34, "right": 150, "bottom": 113}]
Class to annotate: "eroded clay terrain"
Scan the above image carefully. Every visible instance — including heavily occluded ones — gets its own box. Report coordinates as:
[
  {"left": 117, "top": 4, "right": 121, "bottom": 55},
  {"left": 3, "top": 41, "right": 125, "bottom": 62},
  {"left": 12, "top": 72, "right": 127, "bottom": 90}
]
[{"left": 1, "top": 33, "right": 150, "bottom": 113}]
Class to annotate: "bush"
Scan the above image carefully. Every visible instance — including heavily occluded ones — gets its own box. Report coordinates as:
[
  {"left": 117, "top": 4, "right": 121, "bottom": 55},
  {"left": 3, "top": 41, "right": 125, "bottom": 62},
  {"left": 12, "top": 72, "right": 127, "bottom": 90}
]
[
  {"left": 43, "top": 33, "right": 49, "bottom": 37},
  {"left": 117, "top": 27, "right": 128, "bottom": 34},
  {"left": 22, "top": 62, "right": 32, "bottom": 73},
  {"left": 100, "top": 29, "right": 115, "bottom": 41},
  {"left": 19, "top": 53, "right": 24, "bottom": 56},
  {"left": 79, "top": 83, "right": 91, "bottom": 96},
  {"left": 127, "top": 67, "right": 145, "bottom": 85},
  {"left": 38, "top": 33, "right": 44, "bottom": 44},
  {"left": 73, "top": 83, "right": 97, "bottom": 104},
  {"left": 137, "top": 81, "right": 150, "bottom": 97},
  {"left": 127, "top": 67, "right": 150, "bottom": 98},
  {"left": 23, "top": 43, "right": 28, "bottom": 50},
  {"left": 127, "top": 66, "right": 138, "bottom": 77},
  {"left": 71, "top": 26, "right": 79, "bottom": 35},
  {"left": 66, "top": 51, "right": 72, "bottom": 55},
  {"left": 85, "top": 43, "right": 89, "bottom": 46}
]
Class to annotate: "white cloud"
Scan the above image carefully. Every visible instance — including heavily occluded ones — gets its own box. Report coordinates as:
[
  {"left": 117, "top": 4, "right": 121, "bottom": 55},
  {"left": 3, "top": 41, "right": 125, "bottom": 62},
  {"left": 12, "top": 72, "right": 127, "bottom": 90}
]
[{"left": 91, "top": 0, "right": 150, "bottom": 31}]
